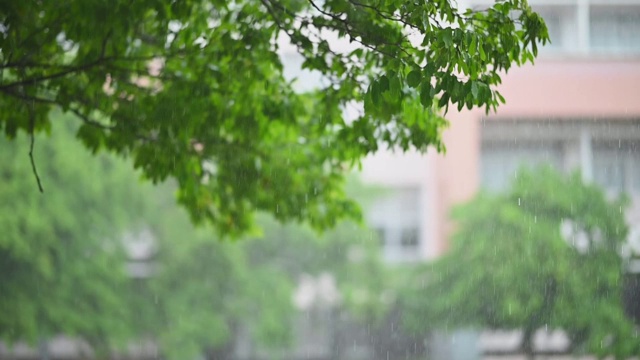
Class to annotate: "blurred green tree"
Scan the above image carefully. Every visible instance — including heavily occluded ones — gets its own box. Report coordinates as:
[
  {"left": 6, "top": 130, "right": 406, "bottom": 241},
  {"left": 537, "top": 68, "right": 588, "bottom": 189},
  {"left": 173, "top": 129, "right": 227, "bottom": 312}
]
[
  {"left": 0, "top": 111, "right": 389, "bottom": 359},
  {"left": 0, "top": 0, "right": 548, "bottom": 235},
  {"left": 135, "top": 196, "right": 388, "bottom": 360},
  {"left": 0, "top": 111, "right": 149, "bottom": 353},
  {"left": 403, "top": 167, "right": 640, "bottom": 359}
]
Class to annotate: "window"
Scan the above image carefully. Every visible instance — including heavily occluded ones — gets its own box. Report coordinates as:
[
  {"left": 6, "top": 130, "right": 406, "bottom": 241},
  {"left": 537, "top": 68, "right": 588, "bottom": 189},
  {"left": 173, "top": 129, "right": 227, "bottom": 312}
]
[
  {"left": 481, "top": 142, "right": 563, "bottom": 191},
  {"left": 593, "top": 140, "right": 640, "bottom": 194},
  {"left": 533, "top": 5, "right": 577, "bottom": 53},
  {"left": 400, "top": 228, "right": 419, "bottom": 247},
  {"left": 481, "top": 120, "right": 640, "bottom": 196},
  {"left": 590, "top": 5, "right": 640, "bottom": 53},
  {"left": 469, "top": 1, "right": 640, "bottom": 55},
  {"left": 539, "top": 10, "right": 563, "bottom": 49},
  {"left": 366, "top": 188, "right": 422, "bottom": 262}
]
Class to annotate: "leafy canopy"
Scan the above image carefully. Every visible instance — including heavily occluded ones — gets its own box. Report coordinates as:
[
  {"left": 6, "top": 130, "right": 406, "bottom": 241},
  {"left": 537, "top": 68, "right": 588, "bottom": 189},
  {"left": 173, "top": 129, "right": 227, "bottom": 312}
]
[
  {"left": 0, "top": 112, "right": 149, "bottom": 350},
  {"left": 0, "top": 0, "right": 548, "bottom": 234},
  {"left": 403, "top": 167, "right": 640, "bottom": 359},
  {"left": 0, "top": 112, "right": 389, "bottom": 359}
]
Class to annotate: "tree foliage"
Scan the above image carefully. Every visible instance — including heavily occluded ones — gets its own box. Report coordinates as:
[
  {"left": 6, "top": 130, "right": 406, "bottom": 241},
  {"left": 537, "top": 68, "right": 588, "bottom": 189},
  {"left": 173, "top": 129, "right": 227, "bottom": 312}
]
[
  {"left": 137, "top": 196, "right": 388, "bottom": 360},
  {"left": 403, "top": 167, "right": 640, "bottom": 359},
  {"left": 0, "top": 111, "right": 148, "bottom": 351},
  {"left": 0, "top": 0, "right": 548, "bottom": 234},
  {"left": 0, "top": 112, "right": 388, "bottom": 358}
]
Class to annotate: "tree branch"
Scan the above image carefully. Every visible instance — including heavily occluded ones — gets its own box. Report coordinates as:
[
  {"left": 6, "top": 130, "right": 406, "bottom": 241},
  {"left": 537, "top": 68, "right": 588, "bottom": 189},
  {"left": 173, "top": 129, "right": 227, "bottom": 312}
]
[
  {"left": 0, "top": 51, "right": 183, "bottom": 90},
  {"left": 27, "top": 101, "right": 44, "bottom": 193},
  {"left": 68, "top": 107, "right": 115, "bottom": 131},
  {"left": 306, "top": 0, "right": 411, "bottom": 60},
  {"left": 0, "top": 88, "right": 58, "bottom": 104},
  {"left": 0, "top": 58, "right": 107, "bottom": 90},
  {"left": 346, "top": 0, "right": 419, "bottom": 30}
]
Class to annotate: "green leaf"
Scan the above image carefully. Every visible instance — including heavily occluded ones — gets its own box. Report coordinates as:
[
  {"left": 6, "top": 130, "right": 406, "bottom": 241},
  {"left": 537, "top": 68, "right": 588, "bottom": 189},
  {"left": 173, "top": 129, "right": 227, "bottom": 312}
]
[
  {"left": 441, "top": 28, "right": 453, "bottom": 48},
  {"left": 371, "top": 81, "right": 381, "bottom": 106},
  {"left": 469, "top": 35, "right": 477, "bottom": 56},
  {"left": 406, "top": 70, "right": 422, "bottom": 88},
  {"left": 419, "top": 82, "right": 433, "bottom": 108},
  {"left": 378, "top": 75, "right": 390, "bottom": 93},
  {"left": 389, "top": 73, "right": 401, "bottom": 99},
  {"left": 438, "top": 94, "right": 449, "bottom": 108},
  {"left": 471, "top": 81, "right": 479, "bottom": 99}
]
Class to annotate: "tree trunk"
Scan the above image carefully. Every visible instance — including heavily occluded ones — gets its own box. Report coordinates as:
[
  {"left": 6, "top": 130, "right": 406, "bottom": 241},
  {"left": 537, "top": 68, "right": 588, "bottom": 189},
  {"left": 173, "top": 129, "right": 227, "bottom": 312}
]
[
  {"left": 329, "top": 307, "right": 341, "bottom": 360},
  {"left": 38, "top": 338, "right": 49, "bottom": 360},
  {"left": 521, "top": 326, "right": 535, "bottom": 360},
  {"left": 205, "top": 342, "right": 235, "bottom": 360}
]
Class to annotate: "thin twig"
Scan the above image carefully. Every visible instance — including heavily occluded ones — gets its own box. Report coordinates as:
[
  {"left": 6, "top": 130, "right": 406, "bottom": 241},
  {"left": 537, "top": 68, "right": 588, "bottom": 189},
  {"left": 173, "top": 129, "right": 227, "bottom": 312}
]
[
  {"left": 347, "top": 0, "right": 418, "bottom": 29},
  {"left": 0, "top": 49, "right": 189, "bottom": 90},
  {"left": 68, "top": 107, "right": 115, "bottom": 130},
  {"left": 306, "top": 0, "right": 410, "bottom": 59},
  {"left": 0, "top": 88, "right": 57, "bottom": 104},
  {"left": 28, "top": 101, "right": 44, "bottom": 193}
]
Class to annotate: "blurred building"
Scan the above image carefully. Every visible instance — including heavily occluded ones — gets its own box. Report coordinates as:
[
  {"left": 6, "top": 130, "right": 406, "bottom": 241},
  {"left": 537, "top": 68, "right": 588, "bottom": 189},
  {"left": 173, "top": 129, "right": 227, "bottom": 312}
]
[
  {"left": 360, "top": 150, "right": 437, "bottom": 263},
  {"left": 282, "top": 1, "right": 640, "bottom": 358},
  {"left": 280, "top": 0, "right": 640, "bottom": 357},
  {"left": 364, "top": 0, "right": 640, "bottom": 264},
  {"left": 356, "top": 1, "right": 640, "bottom": 359},
  {"left": 438, "top": 0, "right": 640, "bottom": 265}
]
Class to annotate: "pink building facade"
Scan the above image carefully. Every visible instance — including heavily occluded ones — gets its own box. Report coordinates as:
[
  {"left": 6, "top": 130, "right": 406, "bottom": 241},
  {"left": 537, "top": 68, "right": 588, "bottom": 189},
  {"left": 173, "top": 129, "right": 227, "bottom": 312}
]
[
  {"left": 436, "top": 58, "right": 640, "bottom": 256},
  {"left": 362, "top": 0, "right": 640, "bottom": 269}
]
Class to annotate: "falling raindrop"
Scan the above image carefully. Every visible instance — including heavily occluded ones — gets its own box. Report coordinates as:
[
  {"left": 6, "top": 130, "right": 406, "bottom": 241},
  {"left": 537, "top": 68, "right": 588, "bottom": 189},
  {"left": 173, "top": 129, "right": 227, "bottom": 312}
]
[{"left": 518, "top": 197, "right": 521, "bottom": 206}]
